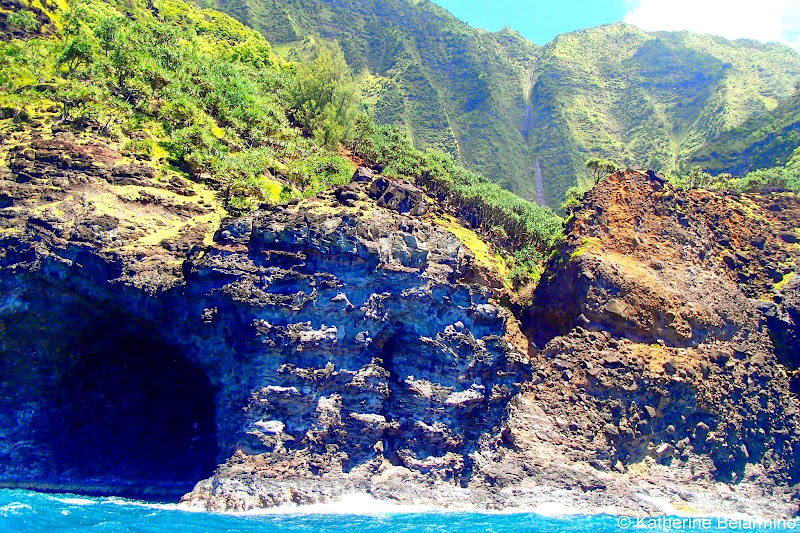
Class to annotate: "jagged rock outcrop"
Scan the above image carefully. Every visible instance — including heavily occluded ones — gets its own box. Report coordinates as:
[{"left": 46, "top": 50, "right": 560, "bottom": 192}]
[
  {"left": 177, "top": 195, "right": 528, "bottom": 509},
  {"left": 2, "top": 138, "right": 799, "bottom": 517},
  {"left": 494, "top": 170, "right": 800, "bottom": 516},
  {"left": 0, "top": 132, "right": 527, "bottom": 503}
]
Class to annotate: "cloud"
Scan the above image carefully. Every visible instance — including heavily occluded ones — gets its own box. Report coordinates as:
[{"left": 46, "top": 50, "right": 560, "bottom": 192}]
[{"left": 623, "top": 0, "right": 800, "bottom": 51}]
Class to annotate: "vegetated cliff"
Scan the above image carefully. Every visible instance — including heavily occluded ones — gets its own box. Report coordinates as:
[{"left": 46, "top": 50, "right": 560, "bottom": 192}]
[
  {"left": 689, "top": 89, "right": 800, "bottom": 177},
  {"left": 3, "top": 122, "right": 800, "bottom": 515},
  {"left": 193, "top": 0, "right": 800, "bottom": 206},
  {"left": 193, "top": 0, "right": 539, "bottom": 197}
]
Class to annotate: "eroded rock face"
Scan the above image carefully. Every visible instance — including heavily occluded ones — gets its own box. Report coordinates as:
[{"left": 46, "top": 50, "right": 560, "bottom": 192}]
[
  {"left": 176, "top": 202, "right": 529, "bottom": 506},
  {"left": 367, "top": 176, "right": 429, "bottom": 216},
  {"left": 527, "top": 170, "right": 800, "bottom": 351},
  {"left": 0, "top": 136, "right": 527, "bottom": 503},
  {"left": 497, "top": 171, "right": 800, "bottom": 516}
]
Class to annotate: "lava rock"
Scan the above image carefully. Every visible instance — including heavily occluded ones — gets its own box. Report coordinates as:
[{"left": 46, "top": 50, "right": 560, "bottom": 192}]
[{"left": 352, "top": 166, "right": 375, "bottom": 182}]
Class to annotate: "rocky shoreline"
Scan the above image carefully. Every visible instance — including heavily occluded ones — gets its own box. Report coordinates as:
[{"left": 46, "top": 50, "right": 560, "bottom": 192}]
[
  {"left": 178, "top": 171, "right": 800, "bottom": 518},
  {"left": 178, "top": 453, "right": 798, "bottom": 518}
]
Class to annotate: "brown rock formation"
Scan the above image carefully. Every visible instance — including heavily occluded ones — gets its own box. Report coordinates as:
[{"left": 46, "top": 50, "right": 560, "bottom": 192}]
[
  {"left": 1, "top": 136, "right": 799, "bottom": 517},
  {"left": 491, "top": 170, "right": 800, "bottom": 516}
]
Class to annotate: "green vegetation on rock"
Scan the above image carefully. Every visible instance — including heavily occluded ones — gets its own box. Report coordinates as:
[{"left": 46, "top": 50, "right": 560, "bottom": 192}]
[
  {"left": 7, "top": 0, "right": 796, "bottom": 278},
  {"left": 349, "top": 120, "right": 562, "bottom": 256},
  {"left": 1, "top": 0, "right": 561, "bottom": 264},
  {"left": 0, "top": 0, "right": 364, "bottom": 213},
  {"left": 688, "top": 88, "right": 800, "bottom": 177},
  {"left": 669, "top": 146, "right": 800, "bottom": 193},
  {"left": 183, "top": 0, "right": 800, "bottom": 208},
  {"left": 191, "top": 0, "right": 543, "bottom": 200}
]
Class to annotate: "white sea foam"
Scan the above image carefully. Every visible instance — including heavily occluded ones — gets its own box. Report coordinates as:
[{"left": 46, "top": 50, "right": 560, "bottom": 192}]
[
  {"left": 0, "top": 502, "right": 32, "bottom": 515},
  {"left": 239, "top": 493, "right": 445, "bottom": 515},
  {"left": 15, "top": 487, "right": 780, "bottom": 522},
  {"left": 55, "top": 497, "right": 98, "bottom": 506},
  {"left": 102, "top": 497, "right": 181, "bottom": 511},
  {"left": 233, "top": 493, "right": 605, "bottom": 517},
  {"left": 634, "top": 493, "right": 771, "bottom": 521},
  {"left": 492, "top": 501, "right": 591, "bottom": 517}
]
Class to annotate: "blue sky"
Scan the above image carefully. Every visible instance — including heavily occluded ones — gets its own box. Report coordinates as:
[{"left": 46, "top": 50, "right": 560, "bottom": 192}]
[
  {"left": 431, "top": 0, "right": 627, "bottom": 46},
  {"left": 430, "top": 0, "right": 800, "bottom": 51}
]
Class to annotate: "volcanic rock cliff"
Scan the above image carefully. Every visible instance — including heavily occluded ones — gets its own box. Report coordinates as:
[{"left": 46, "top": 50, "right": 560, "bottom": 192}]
[
  {"left": 509, "top": 170, "right": 800, "bottom": 515},
  {"left": 1, "top": 133, "right": 800, "bottom": 516},
  {"left": 0, "top": 131, "right": 528, "bottom": 502}
]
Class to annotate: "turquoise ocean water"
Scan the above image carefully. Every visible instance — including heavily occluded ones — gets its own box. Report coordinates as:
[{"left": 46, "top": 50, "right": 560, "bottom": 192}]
[{"left": 0, "top": 489, "right": 794, "bottom": 533}]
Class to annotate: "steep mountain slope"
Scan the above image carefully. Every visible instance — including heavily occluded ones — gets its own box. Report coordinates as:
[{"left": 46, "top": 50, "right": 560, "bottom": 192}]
[
  {"left": 529, "top": 26, "right": 800, "bottom": 199},
  {"left": 193, "top": 0, "right": 800, "bottom": 207},
  {"left": 689, "top": 87, "right": 800, "bottom": 176},
  {"left": 193, "top": 0, "right": 540, "bottom": 197}
]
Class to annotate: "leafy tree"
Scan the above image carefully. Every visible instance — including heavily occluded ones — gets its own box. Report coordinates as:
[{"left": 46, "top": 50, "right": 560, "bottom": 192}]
[
  {"left": 8, "top": 11, "right": 38, "bottom": 52},
  {"left": 7, "top": 10, "right": 46, "bottom": 82},
  {"left": 58, "top": 31, "right": 95, "bottom": 74},
  {"left": 169, "top": 125, "right": 220, "bottom": 177},
  {"left": 586, "top": 158, "right": 618, "bottom": 185},
  {"left": 289, "top": 43, "right": 360, "bottom": 148},
  {"left": 350, "top": 111, "right": 374, "bottom": 156},
  {"left": 735, "top": 167, "right": 799, "bottom": 192},
  {"left": 95, "top": 16, "right": 125, "bottom": 57},
  {"left": 61, "top": 1, "right": 90, "bottom": 41}
]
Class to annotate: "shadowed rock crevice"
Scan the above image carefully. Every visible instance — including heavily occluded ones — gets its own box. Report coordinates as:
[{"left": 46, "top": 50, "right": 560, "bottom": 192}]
[{"left": 760, "top": 274, "right": 800, "bottom": 394}]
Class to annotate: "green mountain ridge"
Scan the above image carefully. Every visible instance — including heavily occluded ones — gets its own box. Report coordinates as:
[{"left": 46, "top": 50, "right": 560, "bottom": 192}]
[
  {"left": 192, "top": 0, "right": 800, "bottom": 207},
  {"left": 690, "top": 87, "right": 800, "bottom": 176},
  {"left": 530, "top": 24, "right": 800, "bottom": 198},
  {"left": 0, "top": 0, "right": 562, "bottom": 286}
]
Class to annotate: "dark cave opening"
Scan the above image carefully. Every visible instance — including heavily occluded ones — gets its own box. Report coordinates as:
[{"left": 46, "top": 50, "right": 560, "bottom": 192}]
[{"left": 33, "top": 334, "right": 219, "bottom": 499}]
